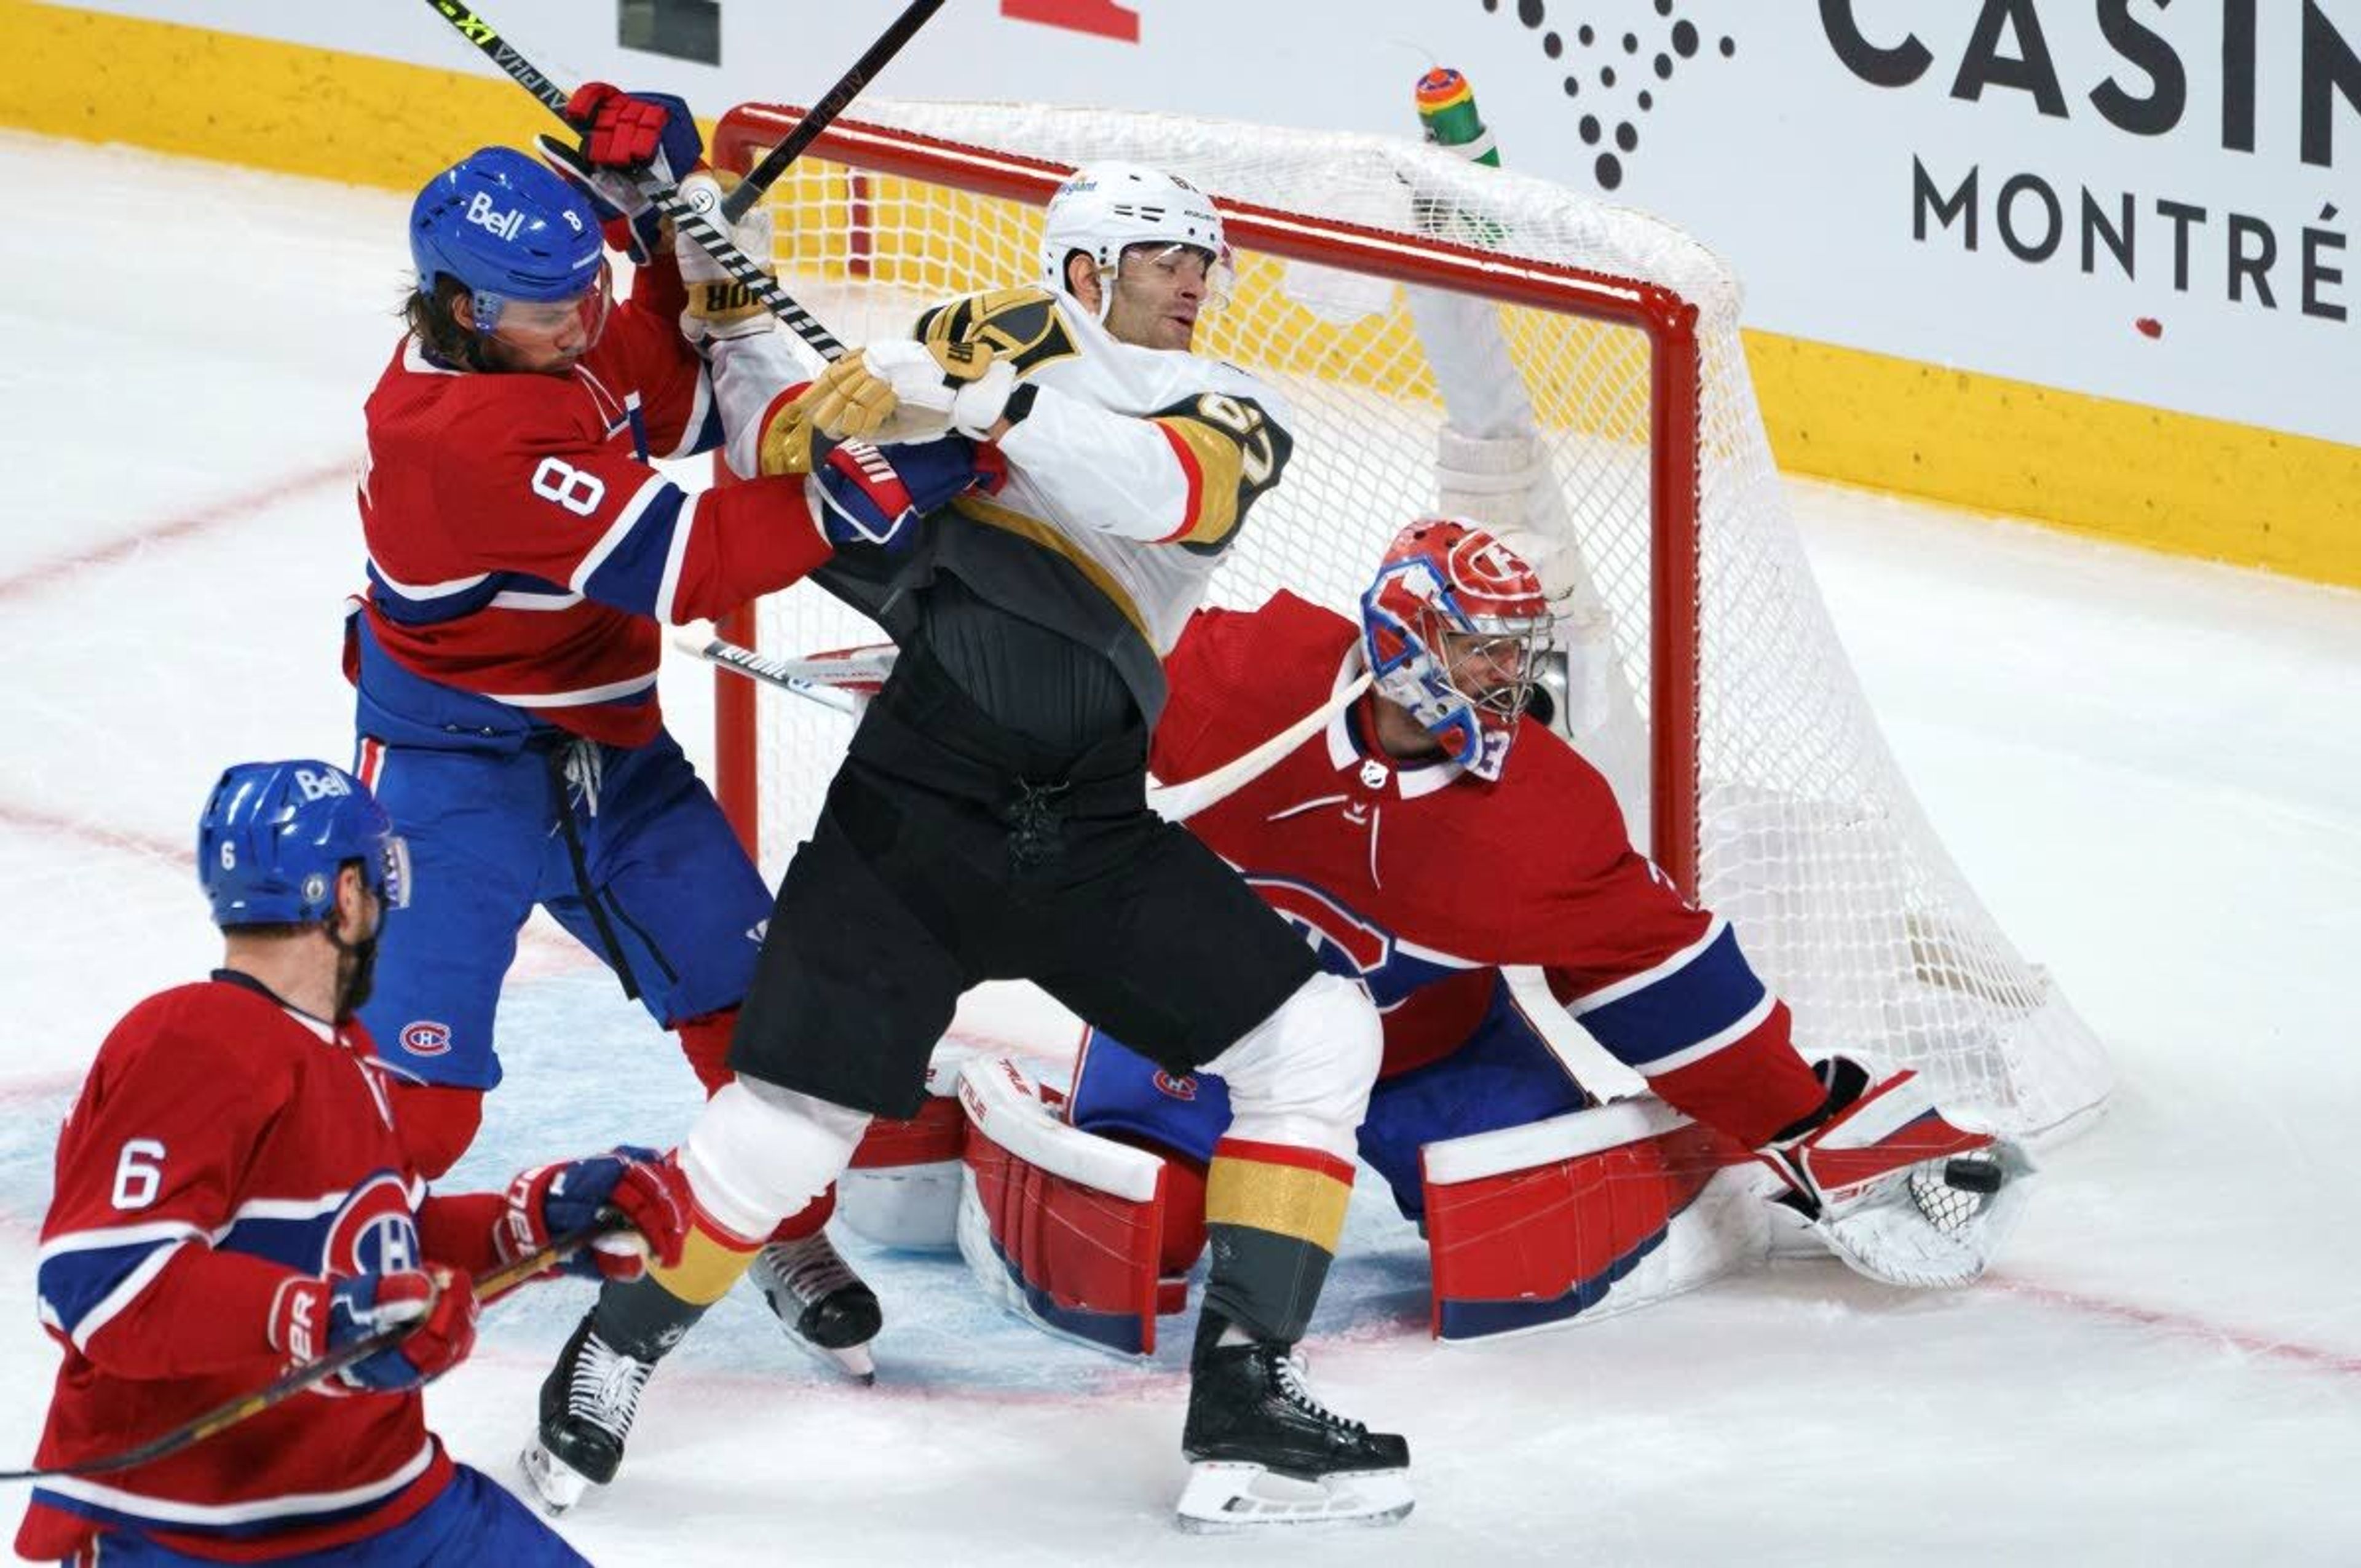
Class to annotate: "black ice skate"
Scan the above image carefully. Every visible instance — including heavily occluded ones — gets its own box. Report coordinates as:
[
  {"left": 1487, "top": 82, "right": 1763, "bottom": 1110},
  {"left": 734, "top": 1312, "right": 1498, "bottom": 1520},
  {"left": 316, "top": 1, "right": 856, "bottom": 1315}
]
[
  {"left": 750, "top": 1230, "right": 882, "bottom": 1384},
  {"left": 1177, "top": 1318, "right": 1412, "bottom": 1530},
  {"left": 520, "top": 1312, "right": 657, "bottom": 1515}
]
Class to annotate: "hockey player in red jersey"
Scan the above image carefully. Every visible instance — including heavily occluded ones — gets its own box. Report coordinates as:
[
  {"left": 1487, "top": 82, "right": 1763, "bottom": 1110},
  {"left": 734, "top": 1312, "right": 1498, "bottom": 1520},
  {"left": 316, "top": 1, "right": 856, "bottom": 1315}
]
[
  {"left": 14, "top": 759, "right": 695, "bottom": 1565},
  {"left": 349, "top": 91, "right": 991, "bottom": 1397},
  {"left": 947, "top": 519, "right": 2032, "bottom": 1350}
]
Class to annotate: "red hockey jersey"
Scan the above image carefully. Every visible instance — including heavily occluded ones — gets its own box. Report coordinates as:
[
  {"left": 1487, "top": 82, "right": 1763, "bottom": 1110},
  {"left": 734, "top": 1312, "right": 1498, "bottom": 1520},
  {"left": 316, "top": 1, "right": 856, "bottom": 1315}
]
[
  {"left": 17, "top": 975, "right": 504, "bottom": 1562},
  {"left": 1154, "top": 593, "right": 1821, "bottom": 1143},
  {"left": 357, "top": 257, "right": 832, "bottom": 746}
]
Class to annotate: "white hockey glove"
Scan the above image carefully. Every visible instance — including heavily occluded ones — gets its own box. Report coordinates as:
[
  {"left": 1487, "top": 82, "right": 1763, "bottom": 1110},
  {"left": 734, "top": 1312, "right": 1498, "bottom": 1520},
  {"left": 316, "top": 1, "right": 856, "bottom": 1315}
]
[
  {"left": 799, "top": 338, "right": 1018, "bottom": 445},
  {"left": 1759, "top": 1057, "right": 2035, "bottom": 1289},
  {"left": 673, "top": 170, "right": 778, "bottom": 344}
]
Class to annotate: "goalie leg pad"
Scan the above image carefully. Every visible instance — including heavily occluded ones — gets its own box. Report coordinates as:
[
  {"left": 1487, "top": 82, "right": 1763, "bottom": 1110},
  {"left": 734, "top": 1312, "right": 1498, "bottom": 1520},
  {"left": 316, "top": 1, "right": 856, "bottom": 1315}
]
[
  {"left": 837, "top": 1092, "right": 970, "bottom": 1251},
  {"left": 956, "top": 1055, "right": 1169, "bottom": 1356},
  {"left": 1420, "top": 1100, "right": 1753, "bottom": 1340}
]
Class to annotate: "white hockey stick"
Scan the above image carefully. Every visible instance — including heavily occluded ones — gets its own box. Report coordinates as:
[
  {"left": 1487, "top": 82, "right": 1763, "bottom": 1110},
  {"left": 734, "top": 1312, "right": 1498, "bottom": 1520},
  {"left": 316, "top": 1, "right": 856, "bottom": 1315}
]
[{"left": 678, "top": 627, "right": 1370, "bottom": 823}]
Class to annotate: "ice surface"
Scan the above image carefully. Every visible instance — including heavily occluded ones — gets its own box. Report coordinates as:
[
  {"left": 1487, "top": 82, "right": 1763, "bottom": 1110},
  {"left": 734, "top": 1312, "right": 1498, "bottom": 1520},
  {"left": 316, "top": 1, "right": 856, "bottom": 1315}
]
[{"left": 1, "top": 133, "right": 2356, "bottom": 1565}]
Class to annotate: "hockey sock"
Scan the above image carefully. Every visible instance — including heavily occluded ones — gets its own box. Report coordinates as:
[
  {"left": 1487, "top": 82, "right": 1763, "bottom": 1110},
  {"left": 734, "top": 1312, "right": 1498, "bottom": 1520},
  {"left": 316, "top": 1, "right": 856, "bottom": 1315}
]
[
  {"left": 588, "top": 1271, "right": 713, "bottom": 1363},
  {"left": 1196, "top": 1138, "right": 1351, "bottom": 1344}
]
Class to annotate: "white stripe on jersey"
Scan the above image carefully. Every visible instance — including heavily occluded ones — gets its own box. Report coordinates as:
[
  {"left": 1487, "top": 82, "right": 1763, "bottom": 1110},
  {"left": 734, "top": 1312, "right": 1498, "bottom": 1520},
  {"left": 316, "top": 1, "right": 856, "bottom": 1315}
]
[
  {"left": 36, "top": 1436, "right": 435, "bottom": 1527},
  {"left": 655, "top": 491, "right": 699, "bottom": 625},
  {"left": 478, "top": 671, "right": 660, "bottom": 708}
]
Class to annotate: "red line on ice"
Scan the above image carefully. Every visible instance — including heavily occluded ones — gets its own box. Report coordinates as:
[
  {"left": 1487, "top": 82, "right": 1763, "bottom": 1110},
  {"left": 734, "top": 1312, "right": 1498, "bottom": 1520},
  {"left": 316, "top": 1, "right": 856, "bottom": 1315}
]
[
  {"left": 0, "top": 459, "right": 356, "bottom": 605},
  {"left": 1996, "top": 1277, "right": 2361, "bottom": 1377}
]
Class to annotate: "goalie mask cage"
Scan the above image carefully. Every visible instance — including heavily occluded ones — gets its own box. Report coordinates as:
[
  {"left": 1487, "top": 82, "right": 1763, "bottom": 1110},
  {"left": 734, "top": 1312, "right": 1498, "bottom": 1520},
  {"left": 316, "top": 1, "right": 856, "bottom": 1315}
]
[{"left": 708, "top": 100, "right": 2111, "bottom": 1144}]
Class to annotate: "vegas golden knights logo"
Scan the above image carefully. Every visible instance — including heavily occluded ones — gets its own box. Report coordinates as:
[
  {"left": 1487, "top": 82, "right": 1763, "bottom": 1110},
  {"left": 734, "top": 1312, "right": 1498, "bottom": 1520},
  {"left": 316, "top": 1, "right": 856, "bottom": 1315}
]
[{"left": 922, "top": 288, "right": 1080, "bottom": 373}]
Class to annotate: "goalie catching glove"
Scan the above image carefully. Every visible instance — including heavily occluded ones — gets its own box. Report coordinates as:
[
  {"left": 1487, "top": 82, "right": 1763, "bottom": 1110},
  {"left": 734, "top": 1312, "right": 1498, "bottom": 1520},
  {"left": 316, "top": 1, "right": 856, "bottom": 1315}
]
[
  {"left": 796, "top": 339, "right": 1020, "bottom": 445},
  {"left": 1756, "top": 1056, "right": 2034, "bottom": 1289}
]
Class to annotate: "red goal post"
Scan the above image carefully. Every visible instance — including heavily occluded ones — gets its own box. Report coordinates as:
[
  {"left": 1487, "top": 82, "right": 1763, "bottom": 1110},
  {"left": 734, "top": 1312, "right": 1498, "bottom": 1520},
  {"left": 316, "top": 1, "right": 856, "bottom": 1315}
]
[{"left": 705, "top": 100, "right": 2112, "bottom": 1144}]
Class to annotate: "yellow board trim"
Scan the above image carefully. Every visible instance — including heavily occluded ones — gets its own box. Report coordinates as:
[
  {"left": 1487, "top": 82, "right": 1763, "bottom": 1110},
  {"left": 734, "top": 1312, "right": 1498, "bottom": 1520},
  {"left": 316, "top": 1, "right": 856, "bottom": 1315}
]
[
  {"left": 1747, "top": 331, "right": 2360, "bottom": 592},
  {"left": 1205, "top": 1155, "right": 1351, "bottom": 1253},
  {"left": 4, "top": 1, "right": 2353, "bottom": 590}
]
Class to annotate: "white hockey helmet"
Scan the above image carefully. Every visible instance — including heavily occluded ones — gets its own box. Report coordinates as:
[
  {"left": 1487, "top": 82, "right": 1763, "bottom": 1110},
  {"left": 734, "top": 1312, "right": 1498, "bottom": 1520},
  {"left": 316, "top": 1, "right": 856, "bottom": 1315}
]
[{"left": 1039, "top": 160, "right": 1230, "bottom": 311}]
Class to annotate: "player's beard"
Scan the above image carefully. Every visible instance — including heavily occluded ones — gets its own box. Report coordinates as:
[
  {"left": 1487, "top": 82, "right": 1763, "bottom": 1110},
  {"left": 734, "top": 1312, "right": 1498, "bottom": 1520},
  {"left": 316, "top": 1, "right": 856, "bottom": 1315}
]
[{"left": 333, "top": 932, "right": 379, "bottom": 1023}]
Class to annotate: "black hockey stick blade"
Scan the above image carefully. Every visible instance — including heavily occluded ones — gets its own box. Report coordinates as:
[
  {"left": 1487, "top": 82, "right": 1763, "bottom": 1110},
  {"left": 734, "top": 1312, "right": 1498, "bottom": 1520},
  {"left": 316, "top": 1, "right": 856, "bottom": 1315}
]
[{"left": 720, "top": 0, "right": 948, "bottom": 224}]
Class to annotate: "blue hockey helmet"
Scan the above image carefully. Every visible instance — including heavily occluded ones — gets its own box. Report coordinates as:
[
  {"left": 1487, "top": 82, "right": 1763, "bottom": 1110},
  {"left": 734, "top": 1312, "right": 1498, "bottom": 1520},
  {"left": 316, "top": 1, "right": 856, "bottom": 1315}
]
[
  {"left": 197, "top": 761, "right": 410, "bottom": 928},
  {"left": 410, "top": 146, "right": 604, "bottom": 335}
]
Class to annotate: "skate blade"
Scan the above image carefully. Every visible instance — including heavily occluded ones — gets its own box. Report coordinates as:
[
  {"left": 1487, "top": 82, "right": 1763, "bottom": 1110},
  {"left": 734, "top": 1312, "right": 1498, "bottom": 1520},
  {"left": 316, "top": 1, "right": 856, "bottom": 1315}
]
[
  {"left": 518, "top": 1438, "right": 596, "bottom": 1516},
  {"left": 821, "top": 1339, "right": 878, "bottom": 1385},
  {"left": 1174, "top": 1460, "right": 1414, "bottom": 1532}
]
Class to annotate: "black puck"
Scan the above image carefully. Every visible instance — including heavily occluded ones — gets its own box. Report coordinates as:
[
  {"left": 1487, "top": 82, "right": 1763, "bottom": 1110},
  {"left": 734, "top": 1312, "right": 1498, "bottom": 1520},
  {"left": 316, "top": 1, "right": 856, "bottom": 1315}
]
[{"left": 1944, "top": 1157, "right": 2004, "bottom": 1194}]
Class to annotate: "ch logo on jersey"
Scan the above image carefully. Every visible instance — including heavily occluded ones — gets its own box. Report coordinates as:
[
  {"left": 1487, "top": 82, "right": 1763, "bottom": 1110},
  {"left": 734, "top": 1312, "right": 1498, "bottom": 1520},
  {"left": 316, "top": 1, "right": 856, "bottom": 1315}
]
[
  {"left": 320, "top": 1171, "right": 422, "bottom": 1280},
  {"left": 1153, "top": 1071, "right": 1199, "bottom": 1101},
  {"left": 398, "top": 1020, "right": 453, "bottom": 1057},
  {"left": 1245, "top": 874, "right": 1392, "bottom": 980}
]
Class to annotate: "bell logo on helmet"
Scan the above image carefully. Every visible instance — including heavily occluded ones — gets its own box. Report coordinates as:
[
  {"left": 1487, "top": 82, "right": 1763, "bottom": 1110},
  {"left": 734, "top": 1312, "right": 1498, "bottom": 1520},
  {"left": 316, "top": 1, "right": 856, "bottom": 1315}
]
[
  {"left": 292, "top": 767, "right": 352, "bottom": 802},
  {"left": 464, "top": 190, "right": 527, "bottom": 242}
]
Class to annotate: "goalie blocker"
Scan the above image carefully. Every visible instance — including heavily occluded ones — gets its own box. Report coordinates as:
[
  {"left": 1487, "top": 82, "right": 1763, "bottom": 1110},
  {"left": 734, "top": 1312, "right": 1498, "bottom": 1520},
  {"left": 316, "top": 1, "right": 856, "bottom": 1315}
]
[{"left": 905, "top": 1050, "right": 2032, "bottom": 1349}]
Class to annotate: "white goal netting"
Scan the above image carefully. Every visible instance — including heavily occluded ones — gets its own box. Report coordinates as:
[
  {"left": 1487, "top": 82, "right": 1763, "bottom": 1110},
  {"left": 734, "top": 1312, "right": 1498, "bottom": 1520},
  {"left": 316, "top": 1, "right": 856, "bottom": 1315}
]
[{"left": 713, "top": 100, "right": 2111, "bottom": 1144}]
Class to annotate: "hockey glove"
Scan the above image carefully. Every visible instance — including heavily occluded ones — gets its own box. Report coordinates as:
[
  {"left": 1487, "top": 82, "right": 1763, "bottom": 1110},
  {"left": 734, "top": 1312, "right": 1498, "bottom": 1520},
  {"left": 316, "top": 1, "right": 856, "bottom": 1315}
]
[
  {"left": 566, "top": 83, "right": 703, "bottom": 183},
  {"left": 499, "top": 1145, "right": 694, "bottom": 1283},
  {"left": 812, "top": 435, "right": 995, "bottom": 552},
  {"left": 673, "top": 170, "right": 778, "bottom": 344},
  {"left": 798, "top": 339, "right": 1018, "bottom": 445},
  {"left": 268, "top": 1265, "right": 478, "bottom": 1393},
  {"left": 535, "top": 135, "right": 668, "bottom": 266}
]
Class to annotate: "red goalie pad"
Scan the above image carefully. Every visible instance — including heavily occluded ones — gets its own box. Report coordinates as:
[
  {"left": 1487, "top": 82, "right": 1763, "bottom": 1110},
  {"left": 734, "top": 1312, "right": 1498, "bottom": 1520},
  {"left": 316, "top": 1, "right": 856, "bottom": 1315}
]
[
  {"left": 1422, "top": 1099, "right": 1751, "bottom": 1340},
  {"left": 849, "top": 1093, "right": 968, "bottom": 1168},
  {"left": 957, "top": 1055, "right": 1171, "bottom": 1355}
]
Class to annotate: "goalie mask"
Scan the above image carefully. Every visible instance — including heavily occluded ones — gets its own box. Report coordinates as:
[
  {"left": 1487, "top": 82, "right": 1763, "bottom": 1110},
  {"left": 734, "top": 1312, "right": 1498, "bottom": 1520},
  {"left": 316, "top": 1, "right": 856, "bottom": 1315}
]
[
  {"left": 1039, "top": 160, "right": 1233, "bottom": 319},
  {"left": 1360, "top": 518, "right": 1554, "bottom": 782}
]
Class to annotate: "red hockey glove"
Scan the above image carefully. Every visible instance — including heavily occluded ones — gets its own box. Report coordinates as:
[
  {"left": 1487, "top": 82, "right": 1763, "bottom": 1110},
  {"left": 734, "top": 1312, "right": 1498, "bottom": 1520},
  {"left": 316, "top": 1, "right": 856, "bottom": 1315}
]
[
  {"left": 268, "top": 1265, "right": 478, "bottom": 1393},
  {"left": 500, "top": 1145, "right": 694, "bottom": 1283},
  {"left": 565, "top": 82, "right": 703, "bottom": 181}
]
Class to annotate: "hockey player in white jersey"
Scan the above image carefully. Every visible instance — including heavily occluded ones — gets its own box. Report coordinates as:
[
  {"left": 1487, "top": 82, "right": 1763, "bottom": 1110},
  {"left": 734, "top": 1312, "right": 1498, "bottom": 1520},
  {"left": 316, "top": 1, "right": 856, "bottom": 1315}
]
[{"left": 525, "top": 162, "right": 1412, "bottom": 1530}]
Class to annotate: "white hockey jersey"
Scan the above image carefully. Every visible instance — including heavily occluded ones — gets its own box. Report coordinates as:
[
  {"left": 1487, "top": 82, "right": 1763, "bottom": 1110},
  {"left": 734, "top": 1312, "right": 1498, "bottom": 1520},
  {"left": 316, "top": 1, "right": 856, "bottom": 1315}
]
[{"left": 918, "top": 285, "right": 1294, "bottom": 660}]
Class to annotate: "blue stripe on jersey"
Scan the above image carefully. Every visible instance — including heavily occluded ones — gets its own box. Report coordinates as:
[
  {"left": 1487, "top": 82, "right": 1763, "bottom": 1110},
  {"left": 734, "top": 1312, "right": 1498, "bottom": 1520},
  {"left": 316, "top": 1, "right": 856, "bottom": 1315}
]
[
  {"left": 38, "top": 1239, "right": 177, "bottom": 1339},
  {"left": 577, "top": 484, "right": 689, "bottom": 619},
  {"left": 1575, "top": 923, "right": 1769, "bottom": 1069},
  {"left": 366, "top": 566, "right": 571, "bottom": 627}
]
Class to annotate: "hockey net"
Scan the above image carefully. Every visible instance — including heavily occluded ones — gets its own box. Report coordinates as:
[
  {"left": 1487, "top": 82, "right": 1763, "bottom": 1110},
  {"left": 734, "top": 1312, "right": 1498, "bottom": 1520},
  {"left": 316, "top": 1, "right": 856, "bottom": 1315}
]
[{"left": 708, "top": 100, "right": 2111, "bottom": 1144}]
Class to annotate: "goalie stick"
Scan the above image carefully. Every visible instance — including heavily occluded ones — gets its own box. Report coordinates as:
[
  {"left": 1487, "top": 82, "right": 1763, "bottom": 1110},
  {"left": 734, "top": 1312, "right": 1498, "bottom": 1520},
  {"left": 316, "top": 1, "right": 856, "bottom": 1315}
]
[
  {"left": 418, "top": 0, "right": 850, "bottom": 360},
  {"left": 0, "top": 1218, "right": 620, "bottom": 1484},
  {"left": 674, "top": 627, "right": 1374, "bottom": 823}
]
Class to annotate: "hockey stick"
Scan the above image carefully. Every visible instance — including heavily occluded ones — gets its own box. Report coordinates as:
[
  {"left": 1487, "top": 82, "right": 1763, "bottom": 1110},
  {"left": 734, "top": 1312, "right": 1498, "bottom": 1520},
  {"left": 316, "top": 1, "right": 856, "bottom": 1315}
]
[
  {"left": 678, "top": 628, "right": 1372, "bottom": 822},
  {"left": 672, "top": 625, "right": 895, "bottom": 716},
  {"left": 0, "top": 1219, "right": 619, "bottom": 1484},
  {"left": 417, "top": 0, "right": 849, "bottom": 360},
  {"left": 720, "top": 0, "right": 946, "bottom": 223}
]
